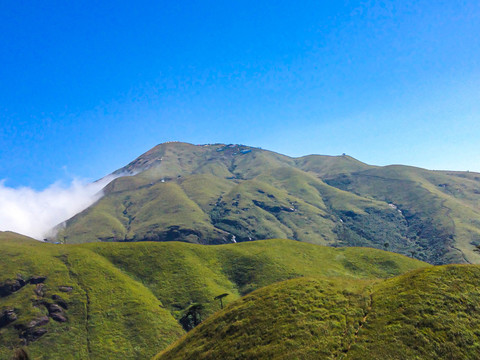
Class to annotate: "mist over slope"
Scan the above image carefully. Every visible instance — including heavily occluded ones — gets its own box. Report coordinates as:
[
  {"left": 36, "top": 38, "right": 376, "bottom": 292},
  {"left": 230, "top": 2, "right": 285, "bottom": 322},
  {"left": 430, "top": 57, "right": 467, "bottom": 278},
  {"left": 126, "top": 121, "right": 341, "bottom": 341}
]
[
  {"left": 54, "top": 142, "right": 480, "bottom": 265},
  {"left": 0, "top": 175, "right": 119, "bottom": 240}
]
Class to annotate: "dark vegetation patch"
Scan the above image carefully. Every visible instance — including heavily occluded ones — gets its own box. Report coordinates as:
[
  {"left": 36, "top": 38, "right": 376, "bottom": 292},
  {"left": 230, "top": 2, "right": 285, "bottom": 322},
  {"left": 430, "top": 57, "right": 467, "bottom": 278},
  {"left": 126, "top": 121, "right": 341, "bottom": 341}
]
[{"left": 332, "top": 207, "right": 452, "bottom": 264}]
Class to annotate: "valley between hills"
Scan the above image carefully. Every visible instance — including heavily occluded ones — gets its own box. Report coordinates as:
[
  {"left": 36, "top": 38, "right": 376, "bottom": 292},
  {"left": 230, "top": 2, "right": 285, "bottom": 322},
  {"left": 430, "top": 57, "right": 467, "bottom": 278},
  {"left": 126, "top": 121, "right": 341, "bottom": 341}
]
[{"left": 2, "top": 142, "right": 480, "bottom": 359}]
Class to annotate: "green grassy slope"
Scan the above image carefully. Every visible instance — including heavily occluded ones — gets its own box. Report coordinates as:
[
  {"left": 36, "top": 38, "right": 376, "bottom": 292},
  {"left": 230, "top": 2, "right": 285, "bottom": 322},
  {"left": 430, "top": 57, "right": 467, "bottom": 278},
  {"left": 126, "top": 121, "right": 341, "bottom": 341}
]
[
  {"left": 155, "top": 264, "right": 480, "bottom": 360},
  {"left": 86, "top": 239, "right": 427, "bottom": 318},
  {"left": 54, "top": 142, "right": 480, "bottom": 265},
  {"left": 325, "top": 165, "right": 480, "bottom": 264},
  {"left": 156, "top": 277, "right": 372, "bottom": 360},
  {"left": 1, "top": 234, "right": 426, "bottom": 359},
  {"left": 0, "top": 234, "right": 184, "bottom": 360},
  {"left": 347, "top": 265, "right": 480, "bottom": 359}
]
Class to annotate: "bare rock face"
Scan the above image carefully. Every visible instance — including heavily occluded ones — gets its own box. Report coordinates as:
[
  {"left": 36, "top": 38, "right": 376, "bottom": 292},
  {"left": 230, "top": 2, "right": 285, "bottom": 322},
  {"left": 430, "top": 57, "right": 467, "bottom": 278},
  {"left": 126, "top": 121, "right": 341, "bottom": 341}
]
[
  {"left": 0, "top": 309, "right": 18, "bottom": 328},
  {"left": 58, "top": 286, "right": 73, "bottom": 293},
  {"left": 0, "top": 276, "right": 26, "bottom": 297},
  {"left": 15, "top": 316, "right": 49, "bottom": 343},
  {"left": 50, "top": 313, "right": 67, "bottom": 322},
  {"left": 52, "top": 295, "right": 68, "bottom": 309},
  {"left": 28, "top": 276, "right": 47, "bottom": 285}
]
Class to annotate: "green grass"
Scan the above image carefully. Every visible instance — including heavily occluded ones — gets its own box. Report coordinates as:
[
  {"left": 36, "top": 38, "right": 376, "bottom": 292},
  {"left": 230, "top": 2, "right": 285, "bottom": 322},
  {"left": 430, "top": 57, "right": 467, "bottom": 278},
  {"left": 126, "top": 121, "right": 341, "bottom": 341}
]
[
  {"left": 155, "top": 264, "right": 480, "bottom": 360},
  {"left": 0, "top": 233, "right": 183, "bottom": 360},
  {"left": 1, "top": 233, "right": 426, "bottom": 359},
  {"left": 156, "top": 277, "right": 373, "bottom": 360},
  {"left": 324, "top": 165, "right": 480, "bottom": 264},
  {"left": 85, "top": 238, "right": 427, "bottom": 318},
  {"left": 347, "top": 264, "right": 480, "bottom": 359}
]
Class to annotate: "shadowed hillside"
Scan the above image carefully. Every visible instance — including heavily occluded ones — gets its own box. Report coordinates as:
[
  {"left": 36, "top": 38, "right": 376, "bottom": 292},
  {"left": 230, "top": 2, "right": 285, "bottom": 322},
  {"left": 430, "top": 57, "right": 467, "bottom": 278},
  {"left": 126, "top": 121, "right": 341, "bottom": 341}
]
[{"left": 53, "top": 143, "right": 480, "bottom": 265}]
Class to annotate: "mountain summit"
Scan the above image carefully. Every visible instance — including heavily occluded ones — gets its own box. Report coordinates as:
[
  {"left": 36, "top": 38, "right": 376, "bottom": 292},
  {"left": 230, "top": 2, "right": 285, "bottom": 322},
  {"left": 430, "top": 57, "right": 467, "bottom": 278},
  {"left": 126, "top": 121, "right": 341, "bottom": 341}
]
[{"left": 56, "top": 142, "right": 480, "bottom": 265}]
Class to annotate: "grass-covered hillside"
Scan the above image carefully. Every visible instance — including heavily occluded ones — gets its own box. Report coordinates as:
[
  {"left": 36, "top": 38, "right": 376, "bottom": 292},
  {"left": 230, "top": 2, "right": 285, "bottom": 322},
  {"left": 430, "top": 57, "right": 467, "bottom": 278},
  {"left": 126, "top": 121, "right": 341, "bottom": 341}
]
[
  {"left": 0, "top": 233, "right": 426, "bottom": 359},
  {"left": 54, "top": 142, "right": 480, "bottom": 265},
  {"left": 0, "top": 232, "right": 183, "bottom": 360},
  {"left": 156, "top": 264, "right": 480, "bottom": 360}
]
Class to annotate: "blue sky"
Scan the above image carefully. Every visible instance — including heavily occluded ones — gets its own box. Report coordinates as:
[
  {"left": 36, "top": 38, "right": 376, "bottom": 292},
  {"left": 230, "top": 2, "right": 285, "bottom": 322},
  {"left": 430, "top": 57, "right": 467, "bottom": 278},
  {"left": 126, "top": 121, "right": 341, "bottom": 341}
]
[{"left": 1, "top": 0, "right": 480, "bottom": 189}]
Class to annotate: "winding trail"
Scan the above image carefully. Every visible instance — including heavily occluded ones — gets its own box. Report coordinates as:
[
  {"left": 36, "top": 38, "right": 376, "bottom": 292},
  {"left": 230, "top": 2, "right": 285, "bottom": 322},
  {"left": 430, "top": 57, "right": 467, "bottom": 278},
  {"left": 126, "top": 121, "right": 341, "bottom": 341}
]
[{"left": 339, "top": 291, "right": 373, "bottom": 359}]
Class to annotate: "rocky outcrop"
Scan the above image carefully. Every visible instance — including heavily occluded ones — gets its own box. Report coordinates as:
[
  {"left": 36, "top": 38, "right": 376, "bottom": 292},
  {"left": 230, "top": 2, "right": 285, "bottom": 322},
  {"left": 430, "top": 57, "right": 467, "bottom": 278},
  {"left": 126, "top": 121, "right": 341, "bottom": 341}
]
[
  {"left": 0, "top": 275, "right": 48, "bottom": 298},
  {"left": 50, "top": 313, "right": 67, "bottom": 322},
  {"left": 15, "top": 316, "right": 49, "bottom": 343},
  {"left": 34, "top": 284, "right": 45, "bottom": 297},
  {"left": 58, "top": 286, "right": 73, "bottom": 293},
  {"left": 1, "top": 274, "right": 71, "bottom": 346},
  {"left": 28, "top": 276, "right": 47, "bottom": 285},
  {"left": 252, "top": 200, "right": 295, "bottom": 214},
  {"left": 0, "top": 276, "right": 26, "bottom": 297},
  {"left": 45, "top": 303, "right": 63, "bottom": 314},
  {"left": 0, "top": 309, "right": 17, "bottom": 328},
  {"left": 52, "top": 295, "right": 68, "bottom": 309},
  {"left": 42, "top": 297, "right": 69, "bottom": 322}
]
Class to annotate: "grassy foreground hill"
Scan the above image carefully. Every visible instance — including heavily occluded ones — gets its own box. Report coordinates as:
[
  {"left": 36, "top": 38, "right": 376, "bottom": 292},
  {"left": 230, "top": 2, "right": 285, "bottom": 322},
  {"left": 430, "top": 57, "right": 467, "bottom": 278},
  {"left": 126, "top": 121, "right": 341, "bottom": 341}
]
[
  {"left": 54, "top": 142, "right": 480, "bottom": 265},
  {"left": 0, "top": 232, "right": 184, "bottom": 360},
  {"left": 0, "top": 232, "right": 426, "bottom": 359},
  {"left": 155, "top": 265, "right": 480, "bottom": 360}
]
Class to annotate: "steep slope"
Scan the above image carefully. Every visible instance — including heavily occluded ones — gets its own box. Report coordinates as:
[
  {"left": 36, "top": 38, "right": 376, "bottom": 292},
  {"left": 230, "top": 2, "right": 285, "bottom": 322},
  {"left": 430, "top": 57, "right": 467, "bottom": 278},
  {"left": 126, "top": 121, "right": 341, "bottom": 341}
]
[
  {"left": 347, "top": 264, "right": 480, "bottom": 359},
  {"left": 156, "top": 276, "right": 372, "bottom": 360},
  {"left": 55, "top": 142, "right": 480, "bottom": 264},
  {"left": 1, "top": 234, "right": 426, "bottom": 359},
  {"left": 155, "top": 265, "right": 480, "bottom": 360}
]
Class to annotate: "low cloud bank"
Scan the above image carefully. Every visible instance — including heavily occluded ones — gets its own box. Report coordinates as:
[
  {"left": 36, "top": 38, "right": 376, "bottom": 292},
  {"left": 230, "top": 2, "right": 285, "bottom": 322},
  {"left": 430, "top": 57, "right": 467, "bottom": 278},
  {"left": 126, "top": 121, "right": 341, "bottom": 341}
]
[{"left": 0, "top": 175, "right": 118, "bottom": 240}]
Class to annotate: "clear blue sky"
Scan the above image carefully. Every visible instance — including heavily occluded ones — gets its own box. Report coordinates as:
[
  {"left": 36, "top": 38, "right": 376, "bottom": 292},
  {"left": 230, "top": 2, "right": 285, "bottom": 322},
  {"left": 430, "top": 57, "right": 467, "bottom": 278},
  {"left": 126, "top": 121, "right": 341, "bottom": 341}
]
[{"left": 1, "top": 0, "right": 479, "bottom": 189}]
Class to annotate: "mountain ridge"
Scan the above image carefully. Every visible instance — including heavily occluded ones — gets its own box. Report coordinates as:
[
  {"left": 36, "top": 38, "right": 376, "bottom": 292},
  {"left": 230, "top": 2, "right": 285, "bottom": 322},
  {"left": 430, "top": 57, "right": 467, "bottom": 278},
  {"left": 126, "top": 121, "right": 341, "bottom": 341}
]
[{"left": 53, "top": 142, "right": 480, "bottom": 265}]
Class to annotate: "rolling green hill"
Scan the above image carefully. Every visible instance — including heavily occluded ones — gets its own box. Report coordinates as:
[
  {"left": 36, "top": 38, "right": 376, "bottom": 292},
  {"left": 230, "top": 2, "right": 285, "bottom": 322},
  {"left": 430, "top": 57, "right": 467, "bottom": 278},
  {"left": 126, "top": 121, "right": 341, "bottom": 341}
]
[
  {"left": 54, "top": 142, "right": 480, "bottom": 265},
  {"left": 0, "top": 232, "right": 184, "bottom": 360},
  {"left": 0, "top": 233, "right": 426, "bottom": 359},
  {"left": 155, "top": 264, "right": 480, "bottom": 360}
]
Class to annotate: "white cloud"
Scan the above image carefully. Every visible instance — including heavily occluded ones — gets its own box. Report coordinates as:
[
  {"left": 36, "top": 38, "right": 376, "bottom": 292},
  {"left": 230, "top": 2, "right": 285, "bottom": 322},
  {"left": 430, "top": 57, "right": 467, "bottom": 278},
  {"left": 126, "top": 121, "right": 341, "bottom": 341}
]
[{"left": 0, "top": 175, "right": 118, "bottom": 240}]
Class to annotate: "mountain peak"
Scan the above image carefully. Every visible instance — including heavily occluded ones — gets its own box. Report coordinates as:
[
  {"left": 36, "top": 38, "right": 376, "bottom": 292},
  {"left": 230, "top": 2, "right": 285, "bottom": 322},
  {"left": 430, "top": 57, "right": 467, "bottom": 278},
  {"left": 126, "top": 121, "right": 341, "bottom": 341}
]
[{"left": 114, "top": 142, "right": 261, "bottom": 176}]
